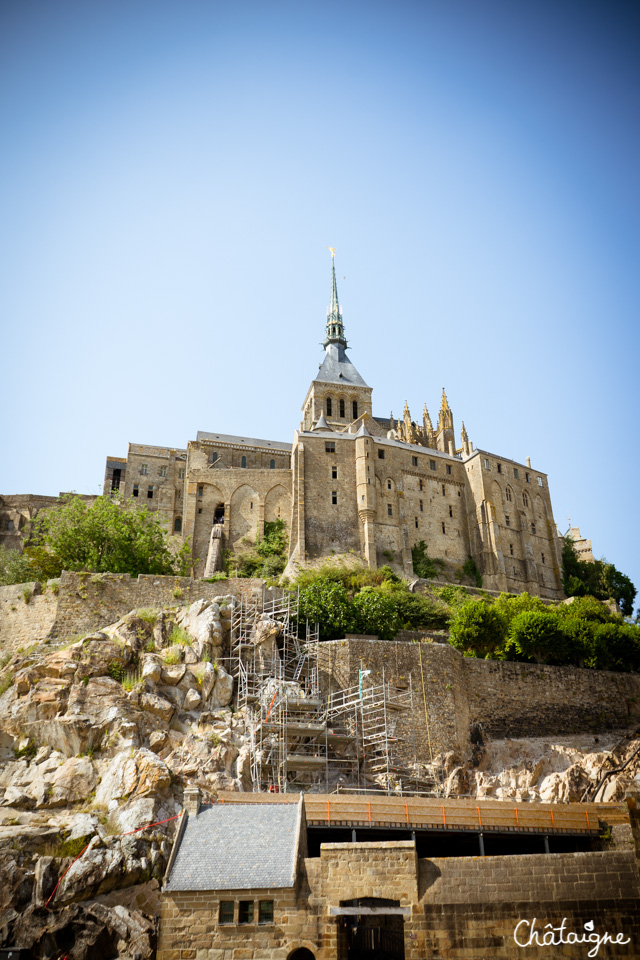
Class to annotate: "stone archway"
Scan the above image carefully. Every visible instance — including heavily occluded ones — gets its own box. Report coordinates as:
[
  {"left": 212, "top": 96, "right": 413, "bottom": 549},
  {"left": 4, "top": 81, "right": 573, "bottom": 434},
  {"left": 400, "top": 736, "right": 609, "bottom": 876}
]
[{"left": 287, "top": 950, "right": 316, "bottom": 960}]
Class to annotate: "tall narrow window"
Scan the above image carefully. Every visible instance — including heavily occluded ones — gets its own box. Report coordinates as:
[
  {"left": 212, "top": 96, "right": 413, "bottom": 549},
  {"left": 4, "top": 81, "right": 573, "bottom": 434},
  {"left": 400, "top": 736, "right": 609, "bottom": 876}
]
[
  {"left": 484, "top": 459, "right": 490, "bottom": 470},
  {"left": 415, "top": 517, "right": 419, "bottom": 528},
  {"left": 387, "top": 480, "right": 392, "bottom": 490},
  {"left": 219, "top": 902, "right": 234, "bottom": 925},
  {"left": 419, "top": 479, "right": 423, "bottom": 491},
  {"left": 419, "top": 500, "right": 423, "bottom": 512},
  {"left": 352, "top": 401, "right": 358, "bottom": 419},
  {"left": 441, "top": 522, "right": 446, "bottom": 534},
  {"left": 497, "top": 463, "right": 502, "bottom": 474},
  {"left": 241, "top": 456, "right": 247, "bottom": 468},
  {"left": 140, "top": 463, "right": 149, "bottom": 476},
  {"left": 513, "top": 468, "right": 519, "bottom": 479},
  {"left": 238, "top": 902, "right": 254, "bottom": 924},
  {"left": 378, "top": 449, "right": 385, "bottom": 460},
  {"left": 174, "top": 517, "right": 182, "bottom": 533},
  {"left": 339, "top": 399, "right": 345, "bottom": 418},
  {"left": 537, "top": 477, "right": 543, "bottom": 487},
  {"left": 211, "top": 451, "right": 218, "bottom": 463},
  {"left": 133, "top": 484, "right": 139, "bottom": 498},
  {"left": 258, "top": 901, "right": 273, "bottom": 924},
  {"left": 198, "top": 485, "right": 204, "bottom": 497},
  {"left": 446, "top": 464, "right": 452, "bottom": 475},
  {"left": 270, "top": 459, "right": 275, "bottom": 469},
  {"left": 332, "top": 466, "right": 338, "bottom": 480},
  {"left": 430, "top": 460, "right": 436, "bottom": 471},
  {"left": 523, "top": 492, "right": 529, "bottom": 507},
  {"left": 441, "top": 484, "right": 445, "bottom": 496},
  {"left": 541, "top": 553, "right": 546, "bottom": 565},
  {"left": 531, "top": 523, "right": 536, "bottom": 535},
  {"left": 159, "top": 465, "right": 168, "bottom": 477},
  {"left": 525, "top": 472, "right": 530, "bottom": 483},
  {"left": 178, "top": 468, "right": 185, "bottom": 479},
  {"left": 387, "top": 504, "right": 393, "bottom": 516},
  {"left": 332, "top": 491, "right": 338, "bottom": 505},
  {"left": 326, "top": 398, "right": 332, "bottom": 417},
  {"left": 510, "top": 544, "right": 514, "bottom": 556},
  {"left": 147, "top": 486, "right": 154, "bottom": 499},
  {"left": 412, "top": 456, "right": 418, "bottom": 467},
  {"left": 506, "top": 488, "right": 512, "bottom": 502},
  {"left": 505, "top": 515, "right": 510, "bottom": 527},
  {"left": 449, "top": 505, "right": 453, "bottom": 518}
]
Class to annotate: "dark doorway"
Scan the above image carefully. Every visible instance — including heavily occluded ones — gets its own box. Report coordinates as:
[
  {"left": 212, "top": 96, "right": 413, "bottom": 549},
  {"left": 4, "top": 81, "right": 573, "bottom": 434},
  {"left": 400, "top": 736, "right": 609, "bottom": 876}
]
[
  {"left": 213, "top": 503, "right": 225, "bottom": 524},
  {"left": 287, "top": 950, "right": 315, "bottom": 960},
  {"left": 337, "top": 899, "right": 405, "bottom": 960}
]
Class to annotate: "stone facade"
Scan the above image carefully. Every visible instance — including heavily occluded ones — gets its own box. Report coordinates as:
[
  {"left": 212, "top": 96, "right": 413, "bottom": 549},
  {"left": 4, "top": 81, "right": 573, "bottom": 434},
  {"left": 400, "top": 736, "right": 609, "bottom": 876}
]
[
  {"left": 159, "top": 802, "right": 640, "bottom": 960},
  {"left": 3, "top": 259, "right": 564, "bottom": 599},
  {"left": 98, "top": 258, "right": 564, "bottom": 598},
  {"left": 0, "top": 493, "right": 96, "bottom": 553}
]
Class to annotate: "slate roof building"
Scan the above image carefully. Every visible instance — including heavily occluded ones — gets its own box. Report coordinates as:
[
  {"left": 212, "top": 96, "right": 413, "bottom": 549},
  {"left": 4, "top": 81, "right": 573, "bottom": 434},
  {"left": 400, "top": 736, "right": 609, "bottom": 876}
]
[{"left": 158, "top": 790, "right": 640, "bottom": 960}]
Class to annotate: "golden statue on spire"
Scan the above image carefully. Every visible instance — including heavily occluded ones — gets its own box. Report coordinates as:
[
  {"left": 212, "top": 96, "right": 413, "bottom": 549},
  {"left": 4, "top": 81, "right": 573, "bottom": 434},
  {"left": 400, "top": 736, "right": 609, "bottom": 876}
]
[{"left": 327, "top": 246, "right": 336, "bottom": 258}]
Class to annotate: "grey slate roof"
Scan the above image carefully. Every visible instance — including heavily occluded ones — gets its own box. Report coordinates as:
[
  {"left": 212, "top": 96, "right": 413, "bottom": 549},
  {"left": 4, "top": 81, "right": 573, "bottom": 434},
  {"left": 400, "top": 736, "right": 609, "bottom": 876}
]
[
  {"left": 315, "top": 343, "right": 369, "bottom": 388},
  {"left": 197, "top": 431, "right": 292, "bottom": 451},
  {"left": 165, "top": 802, "right": 301, "bottom": 891}
]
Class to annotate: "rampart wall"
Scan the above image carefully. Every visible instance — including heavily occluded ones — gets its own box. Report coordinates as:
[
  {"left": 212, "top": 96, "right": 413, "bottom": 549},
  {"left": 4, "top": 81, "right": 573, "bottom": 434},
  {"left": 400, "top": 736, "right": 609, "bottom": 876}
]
[
  {"left": 0, "top": 571, "right": 268, "bottom": 652},
  {"left": 319, "top": 638, "right": 640, "bottom": 758}
]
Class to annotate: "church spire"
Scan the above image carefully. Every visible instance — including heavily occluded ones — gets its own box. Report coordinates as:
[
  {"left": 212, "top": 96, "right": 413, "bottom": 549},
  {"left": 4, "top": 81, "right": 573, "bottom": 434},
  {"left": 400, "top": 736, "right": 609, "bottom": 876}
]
[{"left": 324, "top": 248, "right": 347, "bottom": 348}]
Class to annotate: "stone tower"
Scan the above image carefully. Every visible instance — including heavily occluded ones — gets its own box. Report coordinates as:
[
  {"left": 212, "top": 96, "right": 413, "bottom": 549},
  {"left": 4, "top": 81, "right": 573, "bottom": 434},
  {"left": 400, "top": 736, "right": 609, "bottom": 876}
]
[{"left": 300, "top": 253, "right": 373, "bottom": 432}]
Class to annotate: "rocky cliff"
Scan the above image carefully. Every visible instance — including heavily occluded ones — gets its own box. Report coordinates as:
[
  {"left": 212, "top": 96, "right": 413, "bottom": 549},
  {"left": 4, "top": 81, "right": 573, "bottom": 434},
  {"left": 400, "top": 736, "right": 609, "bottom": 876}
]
[{"left": 1, "top": 595, "right": 639, "bottom": 958}]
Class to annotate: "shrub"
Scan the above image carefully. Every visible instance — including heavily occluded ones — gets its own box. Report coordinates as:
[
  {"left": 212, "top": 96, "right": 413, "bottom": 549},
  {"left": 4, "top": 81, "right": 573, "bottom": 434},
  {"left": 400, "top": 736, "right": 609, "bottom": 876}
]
[
  {"left": 350, "top": 588, "right": 402, "bottom": 641},
  {"left": 296, "top": 580, "right": 353, "bottom": 641},
  {"left": 168, "top": 625, "right": 192, "bottom": 646},
  {"left": 107, "top": 660, "right": 125, "bottom": 682},
  {"left": 136, "top": 608, "right": 159, "bottom": 626},
  {"left": 507, "top": 611, "right": 568, "bottom": 664},
  {"left": 411, "top": 541, "right": 445, "bottom": 580},
  {"left": 449, "top": 602, "right": 507, "bottom": 658}
]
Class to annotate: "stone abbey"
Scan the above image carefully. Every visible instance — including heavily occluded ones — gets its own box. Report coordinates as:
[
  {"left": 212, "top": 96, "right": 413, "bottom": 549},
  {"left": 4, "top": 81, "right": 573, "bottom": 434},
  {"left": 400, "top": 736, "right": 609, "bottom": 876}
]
[{"left": 103, "top": 257, "right": 564, "bottom": 599}]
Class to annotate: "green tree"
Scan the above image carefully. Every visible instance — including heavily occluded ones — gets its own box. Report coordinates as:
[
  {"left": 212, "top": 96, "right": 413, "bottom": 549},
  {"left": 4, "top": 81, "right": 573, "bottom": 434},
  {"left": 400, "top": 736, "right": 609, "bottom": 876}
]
[
  {"left": 507, "top": 610, "right": 567, "bottom": 664},
  {"left": 32, "top": 494, "right": 192, "bottom": 577},
  {"left": 0, "top": 546, "right": 36, "bottom": 585},
  {"left": 562, "top": 538, "right": 636, "bottom": 617},
  {"left": 296, "top": 580, "right": 353, "bottom": 641},
  {"left": 448, "top": 601, "right": 507, "bottom": 658},
  {"left": 350, "top": 588, "right": 402, "bottom": 641}
]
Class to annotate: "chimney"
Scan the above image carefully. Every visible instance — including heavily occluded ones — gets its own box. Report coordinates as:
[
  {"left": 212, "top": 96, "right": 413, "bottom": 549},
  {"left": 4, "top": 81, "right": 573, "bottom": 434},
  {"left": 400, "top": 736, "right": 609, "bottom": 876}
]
[{"left": 184, "top": 785, "right": 200, "bottom": 816}]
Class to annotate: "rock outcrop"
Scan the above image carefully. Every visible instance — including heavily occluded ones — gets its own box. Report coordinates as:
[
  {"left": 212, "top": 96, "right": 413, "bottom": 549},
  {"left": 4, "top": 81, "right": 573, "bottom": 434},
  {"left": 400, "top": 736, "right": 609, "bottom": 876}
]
[{"left": 0, "top": 598, "right": 243, "bottom": 958}]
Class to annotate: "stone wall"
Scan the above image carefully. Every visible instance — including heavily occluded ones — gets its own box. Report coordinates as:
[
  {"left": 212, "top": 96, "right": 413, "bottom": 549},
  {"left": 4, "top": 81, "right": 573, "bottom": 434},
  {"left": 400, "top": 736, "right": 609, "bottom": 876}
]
[
  {"left": 159, "top": 841, "right": 640, "bottom": 960},
  {"left": 0, "top": 581, "right": 59, "bottom": 650},
  {"left": 0, "top": 572, "right": 270, "bottom": 651},
  {"left": 319, "top": 638, "right": 640, "bottom": 759}
]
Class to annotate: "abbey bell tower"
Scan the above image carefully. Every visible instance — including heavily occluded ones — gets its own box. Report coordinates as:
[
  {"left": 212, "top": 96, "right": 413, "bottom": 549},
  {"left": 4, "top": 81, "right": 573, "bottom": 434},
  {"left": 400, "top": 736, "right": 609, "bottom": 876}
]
[{"left": 300, "top": 251, "right": 373, "bottom": 432}]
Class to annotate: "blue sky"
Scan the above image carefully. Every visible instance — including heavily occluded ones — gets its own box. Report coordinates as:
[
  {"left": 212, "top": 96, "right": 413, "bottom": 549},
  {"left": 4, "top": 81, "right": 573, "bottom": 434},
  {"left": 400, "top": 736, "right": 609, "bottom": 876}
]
[{"left": 2, "top": 0, "right": 639, "bottom": 600}]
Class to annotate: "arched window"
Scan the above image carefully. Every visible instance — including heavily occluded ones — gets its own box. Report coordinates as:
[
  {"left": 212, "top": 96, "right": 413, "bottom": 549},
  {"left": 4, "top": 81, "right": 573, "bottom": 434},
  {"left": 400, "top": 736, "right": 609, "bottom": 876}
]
[
  {"left": 241, "top": 456, "right": 247, "bottom": 468},
  {"left": 506, "top": 487, "right": 512, "bottom": 502},
  {"left": 270, "top": 459, "right": 275, "bottom": 469},
  {"left": 173, "top": 517, "right": 182, "bottom": 533},
  {"left": 326, "top": 398, "right": 332, "bottom": 416},
  {"left": 523, "top": 491, "right": 529, "bottom": 507},
  {"left": 352, "top": 400, "right": 358, "bottom": 419},
  {"left": 339, "top": 398, "right": 345, "bottom": 418}
]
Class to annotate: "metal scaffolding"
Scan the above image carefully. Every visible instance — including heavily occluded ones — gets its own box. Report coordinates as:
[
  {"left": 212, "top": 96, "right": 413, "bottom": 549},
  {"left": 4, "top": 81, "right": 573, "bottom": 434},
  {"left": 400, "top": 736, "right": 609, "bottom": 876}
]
[{"left": 231, "top": 595, "right": 437, "bottom": 796}]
